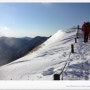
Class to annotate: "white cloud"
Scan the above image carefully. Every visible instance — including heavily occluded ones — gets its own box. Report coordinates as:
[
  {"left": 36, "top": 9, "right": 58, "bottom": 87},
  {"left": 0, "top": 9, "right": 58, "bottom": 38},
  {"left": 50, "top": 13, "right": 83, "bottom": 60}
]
[
  {"left": 0, "top": 26, "right": 29, "bottom": 37},
  {"left": 0, "top": 26, "right": 14, "bottom": 37},
  {"left": 0, "top": 26, "right": 10, "bottom": 30}
]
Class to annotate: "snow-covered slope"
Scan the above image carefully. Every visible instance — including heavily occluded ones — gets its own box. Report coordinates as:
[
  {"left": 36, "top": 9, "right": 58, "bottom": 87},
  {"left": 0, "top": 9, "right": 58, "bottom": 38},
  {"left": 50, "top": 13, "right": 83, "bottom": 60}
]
[{"left": 0, "top": 28, "right": 89, "bottom": 80}]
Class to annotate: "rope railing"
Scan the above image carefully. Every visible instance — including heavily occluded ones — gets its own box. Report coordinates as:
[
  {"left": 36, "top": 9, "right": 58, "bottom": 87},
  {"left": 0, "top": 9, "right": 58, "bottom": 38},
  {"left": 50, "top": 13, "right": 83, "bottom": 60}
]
[
  {"left": 54, "top": 27, "right": 90, "bottom": 80},
  {"left": 54, "top": 28, "right": 79, "bottom": 80}
]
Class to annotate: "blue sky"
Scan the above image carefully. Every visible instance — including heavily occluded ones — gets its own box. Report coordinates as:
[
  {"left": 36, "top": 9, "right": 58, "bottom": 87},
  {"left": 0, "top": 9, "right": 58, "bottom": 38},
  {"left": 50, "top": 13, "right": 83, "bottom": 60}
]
[{"left": 0, "top": 3, "right": 90, "bottom": 37}]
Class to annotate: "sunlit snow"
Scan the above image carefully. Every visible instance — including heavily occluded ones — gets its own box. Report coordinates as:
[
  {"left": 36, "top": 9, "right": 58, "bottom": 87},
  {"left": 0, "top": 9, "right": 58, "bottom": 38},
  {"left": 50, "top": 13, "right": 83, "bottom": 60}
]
[{"left": 0, "top": 28, "right": 89, "bottom": 80}]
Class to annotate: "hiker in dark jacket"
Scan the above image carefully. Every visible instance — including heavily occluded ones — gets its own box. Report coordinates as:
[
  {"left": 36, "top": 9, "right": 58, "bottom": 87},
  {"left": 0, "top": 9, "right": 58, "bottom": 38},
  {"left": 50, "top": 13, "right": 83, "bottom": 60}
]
[{"left": 82, "top": 22, "right": 90, "bottom": 43}]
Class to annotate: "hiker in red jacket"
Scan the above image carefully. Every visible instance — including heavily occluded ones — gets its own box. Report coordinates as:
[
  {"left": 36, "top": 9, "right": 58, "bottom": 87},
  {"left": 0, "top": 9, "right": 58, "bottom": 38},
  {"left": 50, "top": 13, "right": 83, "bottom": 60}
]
[{"left": 82, "top": 22, "right": 90, "bottom": 43}]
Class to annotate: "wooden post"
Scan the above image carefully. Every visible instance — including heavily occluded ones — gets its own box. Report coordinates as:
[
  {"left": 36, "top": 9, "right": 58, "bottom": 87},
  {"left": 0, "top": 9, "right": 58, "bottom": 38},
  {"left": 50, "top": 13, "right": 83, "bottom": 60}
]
[
  {"left": 53, "top": 74, "right": 60, "bottom": 80},
  {"left": 75, "top": 38, "right": 77, "bottom": 43},
  {"left": 76, "top": 25, "right": 80, "bottom": 38},
  {"left": 71, "top": 44, "right": 74, "bottom": 53},
  {"left": 76, "top": 33, "right": 78, "bottom": 38}
]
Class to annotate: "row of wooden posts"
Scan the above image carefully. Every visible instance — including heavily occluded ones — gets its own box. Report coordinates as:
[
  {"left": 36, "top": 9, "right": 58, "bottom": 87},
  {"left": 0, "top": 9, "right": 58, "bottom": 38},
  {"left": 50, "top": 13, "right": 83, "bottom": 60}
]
[{"left": 53, "top": 33, "right": 78, "bottom": 80}]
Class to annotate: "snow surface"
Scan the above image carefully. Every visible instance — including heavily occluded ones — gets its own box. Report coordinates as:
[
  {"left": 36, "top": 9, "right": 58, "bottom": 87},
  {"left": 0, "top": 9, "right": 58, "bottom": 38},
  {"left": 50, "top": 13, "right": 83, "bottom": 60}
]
[{"left": 0, "top": 28, "right": 90, "bottom": 80}]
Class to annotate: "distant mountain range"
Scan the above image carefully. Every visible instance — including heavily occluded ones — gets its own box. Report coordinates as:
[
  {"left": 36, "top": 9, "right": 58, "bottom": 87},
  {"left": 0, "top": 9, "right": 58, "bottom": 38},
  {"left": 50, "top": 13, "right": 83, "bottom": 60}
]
[{"left": 0, "top": 36, "right": 49, "bottom": 66}]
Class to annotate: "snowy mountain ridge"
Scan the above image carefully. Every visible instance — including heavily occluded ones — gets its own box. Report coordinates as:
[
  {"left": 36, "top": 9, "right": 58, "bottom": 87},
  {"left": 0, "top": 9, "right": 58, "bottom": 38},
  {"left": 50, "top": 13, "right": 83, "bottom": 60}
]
[
  {"left": 0, "top": 28, "right": 89, "bottom": 80},
  {"left": 44, "top": 30, "right": 65, "bottom": 45}
]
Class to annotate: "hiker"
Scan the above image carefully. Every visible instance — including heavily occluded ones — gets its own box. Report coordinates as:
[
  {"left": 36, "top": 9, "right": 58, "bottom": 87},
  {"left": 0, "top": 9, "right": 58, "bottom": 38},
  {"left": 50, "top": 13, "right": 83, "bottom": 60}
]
[{"left": 82, "top": 22, "right": 90, "bottom": 43}]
